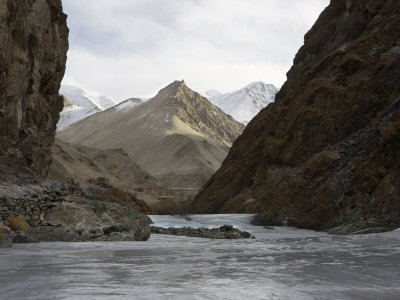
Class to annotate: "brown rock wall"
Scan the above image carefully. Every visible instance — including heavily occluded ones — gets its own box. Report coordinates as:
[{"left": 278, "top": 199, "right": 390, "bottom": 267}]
[
  {"left": 193, "top": 0, "right": 400, "bottom": 232},
  {"left": 0, "top": 0, "right": 68, "bottom": 175}
]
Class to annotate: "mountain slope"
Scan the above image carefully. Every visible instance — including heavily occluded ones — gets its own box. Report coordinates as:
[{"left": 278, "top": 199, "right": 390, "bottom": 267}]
[
  {"left": 57, "top": 85, "right": 119, "bottom": 131},
  {"left": 114, "top": 98, "right": 145, "bottom": 112},
  {"left": 193, "top": 0, "right": 400, "bottom": 233},
  {"left": 50, "top": 138, "right": 167, "bottom": 197},
  {"left": 206, "top": 82, "right": 278, "bottom": 124},
  {"left": 57, "top": 81, "right": 244, "bottom": 188}
]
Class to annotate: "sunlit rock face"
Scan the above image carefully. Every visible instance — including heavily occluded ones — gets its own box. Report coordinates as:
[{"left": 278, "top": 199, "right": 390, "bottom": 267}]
[
  {"left": 0, "top": 0, "right": 69, "bottom": 175},
  {"left": 194, "top": 0, "right": 400, "bottom": 233}
]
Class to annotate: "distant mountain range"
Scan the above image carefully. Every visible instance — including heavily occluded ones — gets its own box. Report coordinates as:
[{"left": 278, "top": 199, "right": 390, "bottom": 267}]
[
  {"left": 57, "top": 81, "right": 277, "bottom": 132},
  {"left": 204, "top": 82, "right": 278, "bottom": 124},
  {"left": 57, "top": 81, "right": 245, "bottom": 189}
]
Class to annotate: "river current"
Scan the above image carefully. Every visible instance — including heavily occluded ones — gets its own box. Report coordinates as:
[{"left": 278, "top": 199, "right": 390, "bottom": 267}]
[{"left": 1, "top": 214, "right": 399, "bottom": 299}]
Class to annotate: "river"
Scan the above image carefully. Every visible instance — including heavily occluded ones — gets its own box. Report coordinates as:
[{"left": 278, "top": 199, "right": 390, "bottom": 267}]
[{"left": 1, "top": 214, "right": 399, "bottom": 299}]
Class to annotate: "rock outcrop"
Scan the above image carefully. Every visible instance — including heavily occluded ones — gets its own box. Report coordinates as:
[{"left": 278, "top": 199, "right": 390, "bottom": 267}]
[
  {"left": 0, "top": 0, "right": 69, "bottom": 175},
  {"left": 193, "top": 0, "right": 400, "bottom": 233}
]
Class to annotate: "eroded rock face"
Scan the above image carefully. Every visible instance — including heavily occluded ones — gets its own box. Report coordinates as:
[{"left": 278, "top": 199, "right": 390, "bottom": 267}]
[
  {"left": 193, "top": 0, "right": 400, "bottom": 233},
  {"left": 0, "top": 0, "right": 69, "bottom": 175}
]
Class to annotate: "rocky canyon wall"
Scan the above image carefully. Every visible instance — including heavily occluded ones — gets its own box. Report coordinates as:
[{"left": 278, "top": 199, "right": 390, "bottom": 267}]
[
  {"left": 193, "top": 0, "right": 400, "bottom": 233},
  {"left": 0, "top": 0, "right": 69, "bottom": 175}
]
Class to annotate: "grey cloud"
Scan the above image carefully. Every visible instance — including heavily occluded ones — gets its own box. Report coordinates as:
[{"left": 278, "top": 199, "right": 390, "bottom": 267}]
[{"left": 62, "top": 0, "right": 329, "bottom": 100}]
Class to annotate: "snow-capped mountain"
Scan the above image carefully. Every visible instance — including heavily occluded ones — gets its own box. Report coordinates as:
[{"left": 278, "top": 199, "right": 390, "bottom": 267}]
[
  {"left": 57, "top": 99, "right": 97, "bottom": 132},
  {"left": 60, "top": 84, "right": 117, "bottom": 110},
  {"left": 57, "top": 85, "right": 119, "bottom": 131},
  {"left": 205, "top": 82, "right": 278, "bottom": 125},
  {"left": 58, "top": 80, "right": 244, "bottom": 189},
  {"left": 204, "top": 90, "right": 221, "bottom": 99}
]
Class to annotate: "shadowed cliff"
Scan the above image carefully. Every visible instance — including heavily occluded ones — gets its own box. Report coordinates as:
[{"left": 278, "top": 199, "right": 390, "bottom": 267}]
[
  {"left": 193, "top": 0, "right": 400, "bottom": 233},
  {"left": 0, "top": 0, "right": 69, "bottom": 175}
]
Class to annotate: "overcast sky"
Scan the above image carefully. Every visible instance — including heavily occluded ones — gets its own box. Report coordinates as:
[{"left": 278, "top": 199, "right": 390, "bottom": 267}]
[{"left": 62, "top": 0, "right": 330, "bottom": 101}]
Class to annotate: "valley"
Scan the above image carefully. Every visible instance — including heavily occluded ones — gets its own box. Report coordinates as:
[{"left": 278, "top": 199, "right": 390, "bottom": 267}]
[{"left": 1, "top": 0, "right": 400, "bottom": 299}]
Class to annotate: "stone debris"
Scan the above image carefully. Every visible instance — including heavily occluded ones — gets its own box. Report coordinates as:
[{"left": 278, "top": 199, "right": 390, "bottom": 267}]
[
  {"left": 151, "top": 224, "right": 253, "bottom": 239},
  {"left": 0, "top": 177, "right": 151, "bottom": 244}
]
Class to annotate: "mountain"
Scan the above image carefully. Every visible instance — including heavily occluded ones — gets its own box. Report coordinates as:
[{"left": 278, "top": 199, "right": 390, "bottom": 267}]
[
  {"left": 193, "top": 0, "right": 400, "bottom": 234},
  {"left": 57, "top": 81, "right": 245, "bottom": 189},
  {"left": 205, "top": 82, "right": 278, "bottom": 124},
  {"left": 57, "top": 96, "right": 98, "bottom": 132},
  {"left": 60, "top": 84, "right": 117, "bottom": 110},
  {"left": 57, "top": 85, "right": 119, "bottom": 131}
]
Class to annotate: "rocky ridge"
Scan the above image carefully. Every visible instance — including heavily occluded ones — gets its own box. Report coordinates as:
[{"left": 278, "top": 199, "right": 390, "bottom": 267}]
[{"left": 193, "top": 0, "right": 400, "bottom": 234}]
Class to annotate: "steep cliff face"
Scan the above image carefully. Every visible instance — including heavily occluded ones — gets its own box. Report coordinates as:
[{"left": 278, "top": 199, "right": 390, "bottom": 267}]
[
  {"left": 193, "top": 0, "right": 400, "bottom": 232},
  {"left": 0, "top": 0, "right": 69, "bottom": 175}
]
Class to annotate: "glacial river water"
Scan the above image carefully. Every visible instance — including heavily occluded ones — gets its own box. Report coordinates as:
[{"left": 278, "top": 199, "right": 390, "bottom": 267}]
[{"left": 1, "top": 214, "right": 400, "bottom": 300}]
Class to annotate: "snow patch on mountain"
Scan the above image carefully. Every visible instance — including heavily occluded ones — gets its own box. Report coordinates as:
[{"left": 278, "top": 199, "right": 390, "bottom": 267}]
[
  {"left": 205, "top": 82, "right": 278, "bottom": 125},
  {"left": 60, "top": 85, "right": 117, "bottom": 110},
  {"left": 57, "top": 85, "right": 118, "bottom": 132},
  {"left": 57, "top": 105, "right": 97, "bottom": 132},
  {"left": 114, "top": 98, "right": 145, "bottom": 112}
]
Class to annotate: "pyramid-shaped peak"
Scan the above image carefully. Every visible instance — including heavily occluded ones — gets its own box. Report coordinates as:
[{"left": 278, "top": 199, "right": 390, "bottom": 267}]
[
  {"left": 157, "top": 80, "right": 187, "bottom": 96},
  {"left": 167, "top": 79, "right": 186, "bottom": 88},
  {"left": 151, "top": 80, "right": 204, "bottom": 106},
  {"left": 58, "top": 78, "right": 245, "bottom": 189}
]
